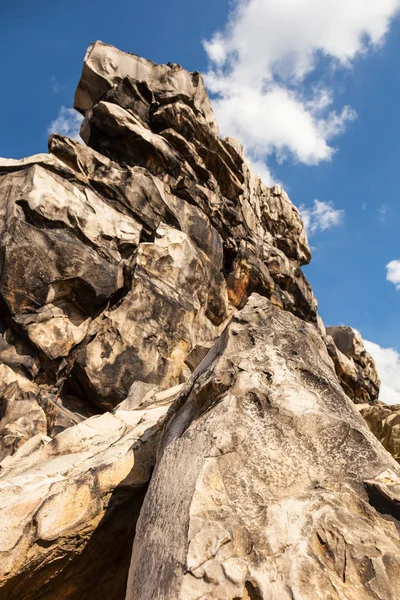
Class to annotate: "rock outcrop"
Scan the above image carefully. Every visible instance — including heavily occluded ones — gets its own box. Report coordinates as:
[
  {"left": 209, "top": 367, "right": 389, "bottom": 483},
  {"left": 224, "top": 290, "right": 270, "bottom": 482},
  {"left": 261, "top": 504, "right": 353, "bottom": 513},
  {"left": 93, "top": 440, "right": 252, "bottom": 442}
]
[
  {"left": 0, "top": 40, "right": 395, "bottom": 600},
  {"left": 0, "top": 384, "right": 181, "bottom": 600},
  {"left": 359, "top": 402, "right": 400, "bottom": 463},
  {"left": 127, "top": 295, "right": 400, "bottom": 600},
  {"left": 326, "top": 326, "right": 380, "bottom": 405}
]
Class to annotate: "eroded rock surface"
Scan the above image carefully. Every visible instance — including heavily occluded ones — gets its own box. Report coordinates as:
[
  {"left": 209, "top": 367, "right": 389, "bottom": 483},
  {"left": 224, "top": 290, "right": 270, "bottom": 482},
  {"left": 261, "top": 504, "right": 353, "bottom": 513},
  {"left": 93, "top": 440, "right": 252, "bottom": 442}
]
[
  {"left": 127, "top": 296, "right": 400, "bottom": 600},
  {"left": 0, "top": 383, "right": 182, "bottom": 600},
  {"left": 359, "top": 402, "right": 400, "bottom": 463},
  {"left": 327, "top": 326, "right": 380, "bottom": 405},
  {"left": 0, "top": 40, "right": 394, "bottom": 600}
]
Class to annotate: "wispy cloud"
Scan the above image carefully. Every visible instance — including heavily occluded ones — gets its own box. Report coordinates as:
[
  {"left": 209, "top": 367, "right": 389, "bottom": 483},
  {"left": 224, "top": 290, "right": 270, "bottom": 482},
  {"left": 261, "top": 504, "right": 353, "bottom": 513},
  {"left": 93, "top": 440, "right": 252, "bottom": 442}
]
[
  {"left": 47, "top": 107, "right": 83, "bottom": 141},
  {"left": 247, "top": 157, "right": 276, "bottom": 187},
  {"left": 299, "top": 200, "right": 344, "bottom": 235},
  {"left": 379, "top": 204, "right": 387, "bottom": 222},
  {"left": 386, "top": 260, "right": 400, "bottom": 290},
  {"left": 203, "top": 0, "right": 400, "bottom": 176},
  {"left": 364, "top": 340, "right": 400, "bottom": 405},
  {"left": 50, "top": 76, "right": 65, "bottom": 94}
]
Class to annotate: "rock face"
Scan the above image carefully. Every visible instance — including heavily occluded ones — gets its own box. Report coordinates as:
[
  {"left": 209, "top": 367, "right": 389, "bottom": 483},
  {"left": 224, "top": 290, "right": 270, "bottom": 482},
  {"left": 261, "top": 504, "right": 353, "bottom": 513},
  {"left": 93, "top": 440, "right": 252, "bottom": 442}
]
[
  {"left": 359, "top": 402, "right": 400, "bottom": 463},
  {"left": 0, "top": 384, "right": 181, "bottom": 600},
  {"left": 127, "top": 296, "right": 400, "bottom": 600},
  {"left": 326, "top": 326, "right": 380, "bottom": 405},
  {"left": 0, "top": 40, "right": 395, "bottom": 600}
]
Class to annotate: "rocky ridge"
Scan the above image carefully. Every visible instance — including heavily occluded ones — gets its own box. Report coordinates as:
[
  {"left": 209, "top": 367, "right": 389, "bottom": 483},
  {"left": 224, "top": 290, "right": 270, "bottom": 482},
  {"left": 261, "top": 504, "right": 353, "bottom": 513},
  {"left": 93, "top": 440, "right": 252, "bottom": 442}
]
[{"left": 0, "top": 41, "right": 397, "bottom": 600}]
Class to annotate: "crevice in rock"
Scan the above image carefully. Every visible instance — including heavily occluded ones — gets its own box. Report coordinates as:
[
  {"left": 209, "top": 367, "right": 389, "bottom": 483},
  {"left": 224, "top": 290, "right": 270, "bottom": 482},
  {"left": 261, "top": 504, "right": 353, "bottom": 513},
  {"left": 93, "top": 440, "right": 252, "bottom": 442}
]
[
  {"left": 223, "top": 245, "right": 239, "bottom": 279},
  {"left": 364, "top": 482, "right": 400, "bottom": 522}
]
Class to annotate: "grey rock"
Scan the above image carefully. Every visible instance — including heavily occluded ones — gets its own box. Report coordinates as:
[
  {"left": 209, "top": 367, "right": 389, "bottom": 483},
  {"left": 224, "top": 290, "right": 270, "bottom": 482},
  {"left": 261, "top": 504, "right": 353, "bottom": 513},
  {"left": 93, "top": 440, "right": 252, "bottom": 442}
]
[
  {"left": 127, "top": 296, "right": 400, "bottom": 600},
  {"left": 0, "top": 40, "right": 391, "bottom": 600}
]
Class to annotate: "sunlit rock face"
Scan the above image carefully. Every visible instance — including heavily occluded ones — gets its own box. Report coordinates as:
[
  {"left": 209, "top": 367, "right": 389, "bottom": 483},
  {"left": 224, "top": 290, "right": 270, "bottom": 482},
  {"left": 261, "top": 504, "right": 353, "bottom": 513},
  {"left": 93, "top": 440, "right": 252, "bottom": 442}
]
[
  {"left": 127, "top": 296, "right": 400, "bottom": 600},
  {"left": 359, "top": 402, "right": 400, "bottom": 463},
  {"left": 326, "top": 325, "right": 380, "bottom": 405},
  {"left": 0, "top": 41, "right": 397, "bottom": 600}
]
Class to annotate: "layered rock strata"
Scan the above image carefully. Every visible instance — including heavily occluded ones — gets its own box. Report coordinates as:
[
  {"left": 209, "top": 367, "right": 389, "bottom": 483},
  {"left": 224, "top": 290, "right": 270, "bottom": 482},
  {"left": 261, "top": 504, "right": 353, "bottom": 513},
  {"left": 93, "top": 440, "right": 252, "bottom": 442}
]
[{"left": 0, "top": 41, "right": 395, "bottom": 600}]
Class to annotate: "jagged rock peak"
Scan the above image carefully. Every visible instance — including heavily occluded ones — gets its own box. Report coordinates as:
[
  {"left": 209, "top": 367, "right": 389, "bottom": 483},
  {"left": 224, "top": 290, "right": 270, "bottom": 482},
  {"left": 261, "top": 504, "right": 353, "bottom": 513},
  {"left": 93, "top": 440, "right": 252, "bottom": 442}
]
[
  {"left": 0, "top": 42, "right": 394, "bottom": 600},
  {"left": 74, "top": 40, "right": 219, "bottom": 135}
]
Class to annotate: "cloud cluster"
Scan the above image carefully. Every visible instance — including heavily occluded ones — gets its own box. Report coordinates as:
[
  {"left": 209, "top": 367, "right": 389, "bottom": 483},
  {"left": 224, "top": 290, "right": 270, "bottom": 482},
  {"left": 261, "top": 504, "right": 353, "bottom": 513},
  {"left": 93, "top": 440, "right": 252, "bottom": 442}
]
[
  {"left": 48, "top": 107, "right": 83, "bottom": 141},
  {"left": 204, "top": 0, "right": 400, "bottom": 171},
  {"left": 299, "top": 200, "right": 344, "bottom": 235},
  {"left": 364, "top": 340, "right": 400, "bottom": 405},
  {"left": 386, "top": 260, "right": 400, "bottom": 290}
]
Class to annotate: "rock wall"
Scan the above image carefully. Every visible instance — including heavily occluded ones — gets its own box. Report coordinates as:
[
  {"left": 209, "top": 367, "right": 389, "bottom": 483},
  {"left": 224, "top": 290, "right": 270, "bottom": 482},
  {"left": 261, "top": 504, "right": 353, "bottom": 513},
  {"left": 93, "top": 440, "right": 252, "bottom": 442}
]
[
  {"left": 359, "top": 402, "right": 400, "bottom": 463},
  {"left": 0, "top": 41, "right": 396, "bottom": 600},
  {"left": 127, "top": 295, "right": 400, "bottom": 600},
  {"left": 326, "top": 326, "right": 380, "bottom": 405}
]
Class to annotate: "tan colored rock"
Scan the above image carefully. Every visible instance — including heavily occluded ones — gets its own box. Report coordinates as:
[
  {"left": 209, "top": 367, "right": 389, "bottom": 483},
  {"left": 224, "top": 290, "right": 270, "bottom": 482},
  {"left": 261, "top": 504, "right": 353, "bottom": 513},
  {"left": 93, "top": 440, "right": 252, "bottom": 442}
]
[
  {"left": 359, "top": 402, "right": 400, "bottom": 462},
  {"left": 0, "top": 365, "right": 46, "bottom": 461},
  {"left": 327, "top": 326, "right": 380, "bottom": 404},
  {"left": 0, "top": 383, "right": 181, "bottom": 600},
  {"left": 73, "top": 223, "right": 230, "bottom": 409},
  {"left": 127, "top": 296, "right": 400, "bottom": 600},
  {"left": 74, "top": 40, "right": 218, "bottom": 135},
  {"left": 0, "top": 40, "right": 389, "bottom": 600}
]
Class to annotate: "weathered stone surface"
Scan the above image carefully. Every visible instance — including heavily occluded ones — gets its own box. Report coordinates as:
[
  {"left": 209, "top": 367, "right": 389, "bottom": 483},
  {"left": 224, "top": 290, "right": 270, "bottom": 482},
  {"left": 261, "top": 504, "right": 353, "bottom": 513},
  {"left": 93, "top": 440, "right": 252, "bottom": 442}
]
[
  {"left": 74, "top": 41, "right": 218, "bottom": 134},
  {"left": 327, "top": 326, "right": 380, "bottom": 405},
  {"left": 127, "top": 296, "right": 400, "bottom": 600},
  {"left": 0, "top": 365, "right": 46, "bottom": 462},
  {"left": 72, "top": 223, "right": 230, "bottom": 410},
  {"left": 0, "top": 383, "right": 180, "bottom": 600},
  {"left": 359, "top": 402, "right": 400, "bottom": 462},
  {"left": 0, "top": 39, "right": 393, "bottom": 600}
]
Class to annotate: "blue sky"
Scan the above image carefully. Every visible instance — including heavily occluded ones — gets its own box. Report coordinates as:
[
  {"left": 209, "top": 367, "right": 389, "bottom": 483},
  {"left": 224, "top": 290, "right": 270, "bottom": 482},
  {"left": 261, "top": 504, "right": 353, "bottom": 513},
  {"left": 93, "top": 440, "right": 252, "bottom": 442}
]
[{"left": 2, "top": 0, "right": 400, "bottom": 402}]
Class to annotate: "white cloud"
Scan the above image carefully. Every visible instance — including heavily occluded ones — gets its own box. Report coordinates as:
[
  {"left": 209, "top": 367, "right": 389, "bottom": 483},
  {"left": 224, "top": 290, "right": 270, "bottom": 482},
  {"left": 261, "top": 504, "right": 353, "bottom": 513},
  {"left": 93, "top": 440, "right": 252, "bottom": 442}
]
[
  {"left": 50, "top": 76, "right": 64, "bottom": 94},
  {"left": 299, "top": 200, "right": 344, "bottom": 235},
  {"left": 204, "top": 0, "right": 400, "bottom": 172},
  {"left": 247, "top": 157, "right": 276, "bottom": 187},
  {"left": 364, "top": 340, "right": 400, "bottom": 405},
  {"left": 386, "top": 260, "right": 400, "bottom": 290},
  {"left": 47, "top": 107, "right": 83, "bottom": 141}
]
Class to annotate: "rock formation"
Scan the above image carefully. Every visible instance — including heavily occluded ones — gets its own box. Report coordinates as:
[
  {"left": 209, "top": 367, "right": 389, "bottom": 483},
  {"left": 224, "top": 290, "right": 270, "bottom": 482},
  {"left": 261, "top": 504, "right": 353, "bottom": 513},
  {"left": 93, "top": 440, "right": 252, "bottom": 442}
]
[
  {"left": 127, "top": 296, "right": 400, "bottom": 600},
  {"left": 326, "top": 326, "right": 380, "bottom": 405},
  {"left": 359, "top": 402, "right": 400, "bottom": 463},
  {"left": 0, "top": 41, "right": 398, "bottom": 600}
]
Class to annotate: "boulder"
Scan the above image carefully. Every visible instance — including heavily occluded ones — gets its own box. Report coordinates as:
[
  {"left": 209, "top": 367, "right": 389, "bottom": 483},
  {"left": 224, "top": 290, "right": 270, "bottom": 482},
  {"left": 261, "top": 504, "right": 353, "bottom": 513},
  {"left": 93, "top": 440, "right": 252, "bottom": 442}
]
[{"left": 0, "top": 383, "right": 181, "bottom": 600}]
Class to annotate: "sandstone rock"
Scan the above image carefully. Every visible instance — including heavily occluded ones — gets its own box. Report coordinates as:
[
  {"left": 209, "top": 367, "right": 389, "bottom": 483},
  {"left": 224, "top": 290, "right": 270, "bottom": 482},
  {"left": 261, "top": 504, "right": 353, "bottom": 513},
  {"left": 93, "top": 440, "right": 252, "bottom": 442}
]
[
  {"left": 0, "top": 365, "right": 46, "bottom": 462},
  {"left": 0, "top": 39, "right": 392, "bottom": 600},
  {"left": 359, "top": 402, "right": 400, "bottom": 462},
  {"left": 327, "top": 326, "right": 380, "bottom": 404},
  {"left": 72, "top": 223, "right": 230, "bottom": 410},
  {"left": 127, "top": 296, "right": 400, "bottom": 600},
  {"left": 74, "top": 41, "right": 218, "bottom": 134},
  {"left": 75, "top": 40, "right": 316, "bottom": 333},
  {"left": 0, "top": 384, "right": 181, "bottom": 600}
]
